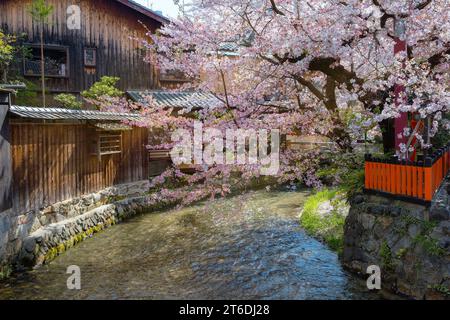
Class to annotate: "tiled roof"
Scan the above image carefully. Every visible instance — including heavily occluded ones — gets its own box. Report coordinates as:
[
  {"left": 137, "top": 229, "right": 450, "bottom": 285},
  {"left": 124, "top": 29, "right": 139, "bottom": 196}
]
[
  {"left": 9, "top": 106, "right": 142, "bottom": 122},
  {"left": 219, "top": 42, "right": 239, "bottom": 52},
  {"left": 0, "top": 83, "right": 27, "bottom": 92},
  {"left": 127, "top": 90, "right": 222, "bottom": 110},
  {"left": 217, "top": 42, "right": 240, "bottom": 56}
]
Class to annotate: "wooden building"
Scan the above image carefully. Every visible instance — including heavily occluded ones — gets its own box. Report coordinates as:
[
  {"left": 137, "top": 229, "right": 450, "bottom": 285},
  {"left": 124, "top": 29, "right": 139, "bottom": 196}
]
[
  {"left": 4, "top": 104, "right": 149, "bottom": 214},
  {"left": 0, "top": 0, "right": 170, "bottom": 101},
  {"left": 0, "top": 88, "right": 13, "bottom": 215}
]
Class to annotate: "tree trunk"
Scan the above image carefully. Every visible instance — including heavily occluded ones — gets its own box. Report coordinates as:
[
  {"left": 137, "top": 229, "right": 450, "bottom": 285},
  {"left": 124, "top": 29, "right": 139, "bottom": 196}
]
[
  {"left": 1, "top": 69, "right": 6, "bottom": 83},
  {"left": 330, "top": 126, "right": 353, "bottom": 153},
  {"left": 325, "top": 111, "right": 354, "bottom": 152},
  {"left": 380, "top": 118, "right": 395, "bottom": 154},
  {"left": 40, "top": 27, "right": 46, "bottom": 108}
]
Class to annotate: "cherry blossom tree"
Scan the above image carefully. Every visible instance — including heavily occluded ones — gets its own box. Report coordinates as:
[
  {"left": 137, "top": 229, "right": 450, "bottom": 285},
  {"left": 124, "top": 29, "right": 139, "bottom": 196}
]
[
  {"left": 146, "top": 0, "right": 448, "bottom": 146},
  {"left": 105, "top": 0, "right": 449, "bottom": 204}
]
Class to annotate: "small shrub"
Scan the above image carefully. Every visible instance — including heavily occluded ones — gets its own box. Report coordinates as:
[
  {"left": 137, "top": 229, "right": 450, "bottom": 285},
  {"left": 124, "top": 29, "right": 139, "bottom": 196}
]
[
  {"left": 54, "top": 93, "right": 82, "bottom": 109},
  {"left": 0, "top": 29, "right": 16, "bottom": 82},
  {"left": 13, "top": 78, "right": 40, "bottom": 106},
  {"left": 82, "top": 76, "right": 124, "bottom": 100}
]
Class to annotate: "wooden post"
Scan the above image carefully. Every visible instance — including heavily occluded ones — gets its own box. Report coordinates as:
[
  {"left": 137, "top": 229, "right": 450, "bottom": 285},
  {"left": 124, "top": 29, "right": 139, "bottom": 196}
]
[{"left": 0, "top": 89, "right": 13, "bottom": 213}]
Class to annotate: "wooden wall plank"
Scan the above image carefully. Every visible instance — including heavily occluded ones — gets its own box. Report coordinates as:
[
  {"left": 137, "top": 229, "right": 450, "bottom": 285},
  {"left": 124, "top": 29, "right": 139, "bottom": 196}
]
[
  {"left": 1, "top": 0, "right": 162, "bottom": 97},
  {"left": 10, "top": 123, "right": 148, "bottom": 213}
]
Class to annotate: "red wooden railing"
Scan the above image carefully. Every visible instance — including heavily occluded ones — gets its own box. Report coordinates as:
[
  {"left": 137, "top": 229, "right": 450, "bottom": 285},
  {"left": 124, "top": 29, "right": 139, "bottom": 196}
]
[{"left": 364, "top": 143, "right": 450, "bottom": 203}]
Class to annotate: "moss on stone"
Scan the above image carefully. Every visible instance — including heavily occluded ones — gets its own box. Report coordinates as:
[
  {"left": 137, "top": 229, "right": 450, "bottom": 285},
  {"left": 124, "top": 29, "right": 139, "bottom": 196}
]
[
  {"left": 0, "top": 265, "right": 12, "bottom": 281},
  {"left": 380, "top": 241, "right": 395, "bottom": 271},
  {"left": 413, "top": 235, "right": 446, "bottom": 256},
  {"left": 44, "top": 247, "right": 58, "bottom": 263},
  {"left": 86, "top": 228, "right": 94, "bottom": 237},
  {"left": 400, "top": 215, "right": 437, "bottom": 235},
  {"left": 105, "top": 217, "right": 116, "bottom": 227},
  {"left": 395, "top": 248, "right": 408, "bottom": 259},
  {"left": 56, "top": 243, "right": 65, "bottom": 255},
  {"left": 74, "top": 233, "right": 83, "bottom": 244},
  {"left": 30, "top": 198, "right": 157, "bottom": 267},
  {"left": 429, "top": 284, "right": 450, "bottom": 297},
  {"left": 65, "top": 238, "right": 74, "bottom": 249}
]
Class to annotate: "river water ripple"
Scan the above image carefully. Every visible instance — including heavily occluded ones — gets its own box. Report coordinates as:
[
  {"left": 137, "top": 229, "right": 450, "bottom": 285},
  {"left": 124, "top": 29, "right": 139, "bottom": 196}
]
[{"left": 0, "top": 190, "right": 379, "bottom": 300}]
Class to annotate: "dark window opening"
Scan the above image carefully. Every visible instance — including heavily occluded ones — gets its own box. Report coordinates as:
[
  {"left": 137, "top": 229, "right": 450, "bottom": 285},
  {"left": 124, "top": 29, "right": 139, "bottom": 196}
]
[
  {"left": 23, "top": 45, "right": 69, "bottom": 78},
  {"left": 84, "top": 48, "right": 97, "bottom": 67}
]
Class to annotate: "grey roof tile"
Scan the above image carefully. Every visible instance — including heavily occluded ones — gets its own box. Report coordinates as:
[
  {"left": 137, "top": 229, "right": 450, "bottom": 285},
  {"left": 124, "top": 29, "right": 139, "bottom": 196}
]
[
  {"left": 9, "top": 105, "right": 142, "bottom": 121},
  {"left": 127, "top": 90, "right": 222, "bottom": 110}
]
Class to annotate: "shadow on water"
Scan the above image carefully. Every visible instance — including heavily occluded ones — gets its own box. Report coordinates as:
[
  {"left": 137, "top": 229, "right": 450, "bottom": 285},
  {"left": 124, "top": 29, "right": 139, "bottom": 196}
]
[{"left": 0, "top": 189, "right": 380, "bottom": 300}]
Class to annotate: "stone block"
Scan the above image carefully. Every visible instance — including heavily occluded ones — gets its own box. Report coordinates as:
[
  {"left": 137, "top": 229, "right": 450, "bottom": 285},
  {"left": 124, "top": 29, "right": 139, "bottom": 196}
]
[
  {"left": 430, "top": 208, "right": 449, "bottom": 222},
  {"left": 23, "top": 237, "right": 36, "bottom": 253}
]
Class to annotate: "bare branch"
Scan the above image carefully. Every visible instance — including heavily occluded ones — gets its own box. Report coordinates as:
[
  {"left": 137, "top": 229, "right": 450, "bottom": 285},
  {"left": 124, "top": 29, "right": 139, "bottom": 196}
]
[
  {"left": 293, "top": 75, "right": 325, "bottom": 102},
  {"left": 269, "top": 0, "right": 285, "bottom": 16}
]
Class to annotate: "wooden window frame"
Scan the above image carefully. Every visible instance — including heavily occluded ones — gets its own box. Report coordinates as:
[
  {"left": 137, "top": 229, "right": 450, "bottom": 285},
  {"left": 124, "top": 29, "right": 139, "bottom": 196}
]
[
  {"left": 91, "top": 130, "right": 123, "bottom": 161},
  {"left": 84, "top": 47, "right": 97, "bottom": 67},
  {"left": 23, "top": 44, "right": 70, "bottom": 79}
]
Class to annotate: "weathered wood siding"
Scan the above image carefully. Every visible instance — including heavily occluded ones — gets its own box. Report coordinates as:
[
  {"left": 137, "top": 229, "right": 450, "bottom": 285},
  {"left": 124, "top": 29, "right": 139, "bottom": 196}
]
[
  {"left": 0, "top": 102, "right": 13, "bottom": 213},
  {"left": 0, "top": 0, "right": 161, "bottom": 95},
  {"left": 10, "top": 122, "right": 148, "bottom": 213}
]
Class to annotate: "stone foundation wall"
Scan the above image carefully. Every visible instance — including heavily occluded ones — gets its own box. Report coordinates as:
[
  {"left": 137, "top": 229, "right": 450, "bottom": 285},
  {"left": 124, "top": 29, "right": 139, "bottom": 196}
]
[
  {"left": 0, "top": 180, "right": 149, "bottom": 273},
  {"left": 343, "top": 188, "right": 450, "bottom": 299},
  {"left": 19, "top": 196, "right": 152, "bottom": 267}
]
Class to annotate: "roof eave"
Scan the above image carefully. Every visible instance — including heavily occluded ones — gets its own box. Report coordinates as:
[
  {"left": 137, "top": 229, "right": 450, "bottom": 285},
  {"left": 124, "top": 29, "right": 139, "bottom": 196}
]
[
  {"left": 9, "top": 105, "right": 143, "bottom": 122},
  {"left": 114, "top": 0, "right": 171, "bottom": 25}
]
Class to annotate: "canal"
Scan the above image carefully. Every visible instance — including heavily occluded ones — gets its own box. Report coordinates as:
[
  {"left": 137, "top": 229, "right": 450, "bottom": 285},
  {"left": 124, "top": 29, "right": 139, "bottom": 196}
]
[{"left": 0, "top": 189, "right": 379, "bottom": 299}]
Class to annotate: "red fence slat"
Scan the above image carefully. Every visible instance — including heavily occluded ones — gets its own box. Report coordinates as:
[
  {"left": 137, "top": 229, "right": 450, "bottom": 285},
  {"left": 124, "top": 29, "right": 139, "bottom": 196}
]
[{"left": 364, "top": 145, "right": 450, "bottom": 203}]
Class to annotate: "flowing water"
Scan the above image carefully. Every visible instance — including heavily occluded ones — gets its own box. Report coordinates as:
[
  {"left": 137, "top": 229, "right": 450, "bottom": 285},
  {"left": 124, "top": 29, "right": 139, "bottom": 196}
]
[{"left": 0, "top": 189, "right": 379, "bottom": 300}]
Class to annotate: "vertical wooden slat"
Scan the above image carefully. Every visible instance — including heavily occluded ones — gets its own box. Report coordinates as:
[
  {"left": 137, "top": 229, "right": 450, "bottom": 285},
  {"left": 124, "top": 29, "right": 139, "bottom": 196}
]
[
  {"left": 406, "top": 164, "right": 412, "bottom": 197},
  {"left": 56, "top": 125, "right": 63, "bottom": 203},
  {"left": 23, "top": 125, "right": 30, "bottom": 211},
  {"left": 61, "top": 125, "right": 67, "bottom": 201},
  {"left": 412, "top": 165, "right": 417, "bottom": 198},
  {"left": 47, "top": 126, "right": 53, "bottom": 204},
  {"left": 390, "top": 163, "right": 396, "bottom": 195},
  {"left": 424, "top": 158, "right": 433, "bottom": 201},
  {"left": 432, "top": 162, "right": 437, "bottom": 196},
  {"left": 374, "top": 162, "right": 379, "bottom": 190},
  {"left": 10, "top": 123, "right": 149, "bottom": 214},
  {"left": 11, "top": 126, "right": 22, "bottom": 211},
  {"left": 417, "top": 165, "right": 424, "bottom": 200},
  {"left": 37, "top": 125, "right": 44, "bottom": 208},
  {"left": 379, "top": 161, "right": 384, "bottom": 192},
  {"left": 50, "top": 127, "right": 59, "bottom": 203},
  {"left": 401, "top": 163, "right": 407, "bottom": 196},
  {"left": 28, "top": 124, "right": 35, "bottom": 211},
  {"left": 385, "top": 163, "right": 392, "bottom": 193},
  {"left": 42, "top": 126, "right": 49, "bottom": 206}
]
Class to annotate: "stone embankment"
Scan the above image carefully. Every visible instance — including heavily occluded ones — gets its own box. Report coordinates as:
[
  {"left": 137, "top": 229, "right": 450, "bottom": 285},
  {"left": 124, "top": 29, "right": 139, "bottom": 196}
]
[
  {"left": 343, "top": 177, "right": 450, "bottom": 299},
  {"left": 1, "top": 181, "right": 153, "bottom": 272},
  {"left": 19, "top": 196, "right": 152, "bottom": 267}
]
